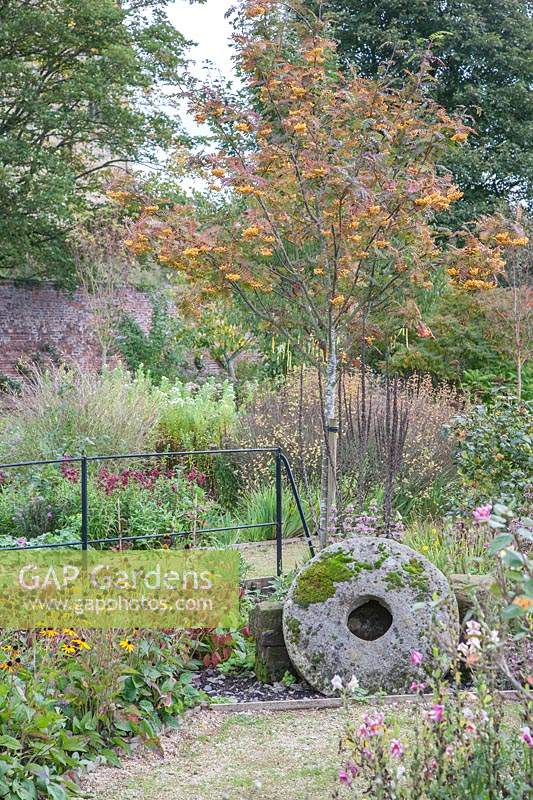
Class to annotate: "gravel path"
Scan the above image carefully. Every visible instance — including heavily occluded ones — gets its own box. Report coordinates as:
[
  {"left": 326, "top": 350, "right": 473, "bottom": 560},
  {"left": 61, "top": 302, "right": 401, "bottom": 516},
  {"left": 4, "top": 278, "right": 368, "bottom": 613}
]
[{"left": 80, "top": 708, "right": 351, "bottom": 800}]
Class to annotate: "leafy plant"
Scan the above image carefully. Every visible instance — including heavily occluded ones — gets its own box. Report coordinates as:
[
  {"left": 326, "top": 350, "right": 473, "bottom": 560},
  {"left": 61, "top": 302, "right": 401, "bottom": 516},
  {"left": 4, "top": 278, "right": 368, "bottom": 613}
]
[
  {"left": 448, "top": 399, "right": 532, "bottom": 509},
  {"left": 116, "top": 295, "right": 187, "bottom": 384}
]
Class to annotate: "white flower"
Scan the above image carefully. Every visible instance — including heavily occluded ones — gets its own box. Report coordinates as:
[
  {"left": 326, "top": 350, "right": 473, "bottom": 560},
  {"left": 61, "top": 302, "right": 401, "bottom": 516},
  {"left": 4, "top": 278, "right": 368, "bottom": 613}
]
[
  {"left": 489, "top": 630, "right": 500, "bottom": 645},
  {"left": 253, "top": 780, "right": 262, "bottom": 790},
  {"left": 347, "top": 675, "right": 360, "bottom": 692},
  {"left": 331, "top": 674, "right": 343, "bottom": 691},
  {"left": 396, "top": 765, "right": 406, "bottom": 780},
  {"left": 466, "top": 620, "right": 481, "bottom": 635}
]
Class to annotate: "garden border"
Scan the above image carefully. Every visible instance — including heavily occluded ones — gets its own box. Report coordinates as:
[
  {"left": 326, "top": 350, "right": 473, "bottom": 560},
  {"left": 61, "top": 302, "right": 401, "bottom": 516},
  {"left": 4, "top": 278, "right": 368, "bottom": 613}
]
[
  {"left": 0, "top": 447, "right": 315, "bottom": 575},
  {"left": 207, "top": 690, "right": 521, "bottom": 714}
]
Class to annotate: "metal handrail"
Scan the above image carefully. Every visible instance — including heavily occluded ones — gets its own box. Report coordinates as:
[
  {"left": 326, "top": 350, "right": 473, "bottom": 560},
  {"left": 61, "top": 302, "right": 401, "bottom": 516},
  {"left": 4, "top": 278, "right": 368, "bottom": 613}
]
[{"left": 0, "top": 447, "right": 315, "bottom": 575}]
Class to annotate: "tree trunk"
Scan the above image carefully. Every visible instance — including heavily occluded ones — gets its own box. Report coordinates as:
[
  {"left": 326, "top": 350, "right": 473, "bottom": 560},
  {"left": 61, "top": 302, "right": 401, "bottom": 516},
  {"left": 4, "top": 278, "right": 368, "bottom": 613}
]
[{"left": 318, "top": 331, "right": 338, "bottom": 548}]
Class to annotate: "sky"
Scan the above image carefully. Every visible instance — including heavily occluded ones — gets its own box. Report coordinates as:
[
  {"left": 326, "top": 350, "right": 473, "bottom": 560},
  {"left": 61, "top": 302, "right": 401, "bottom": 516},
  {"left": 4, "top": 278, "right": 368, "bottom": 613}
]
[{"left": 168, "top": 1, "right": 235, "bottom": 81}]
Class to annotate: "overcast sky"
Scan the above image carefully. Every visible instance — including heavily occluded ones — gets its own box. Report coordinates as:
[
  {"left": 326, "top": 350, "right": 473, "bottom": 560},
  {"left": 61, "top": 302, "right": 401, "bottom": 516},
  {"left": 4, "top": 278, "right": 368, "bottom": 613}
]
[{"left": 169, "top": 0, "right": 235, "bottom": 80}]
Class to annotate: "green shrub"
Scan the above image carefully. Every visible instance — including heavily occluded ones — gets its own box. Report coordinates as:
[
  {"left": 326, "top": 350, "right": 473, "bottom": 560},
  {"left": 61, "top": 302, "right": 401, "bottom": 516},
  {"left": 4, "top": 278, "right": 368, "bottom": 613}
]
[
  {"left": 156, "top": 378, "right": 238, "bottom": 451},
  {"left": 206, "top": 485, "right": 316, "bottom": 543},
  {"left": 447, "top": 398, "right": 532, "bottom": 509},
  {"left": 0, "top": 464, "right": 218, "bottom": 545},
  {"left": 116, "top": 295, "right": 186, "bottom": 384},
  {"left": 0, "top": 629, "right": 204, "bottom": 798}
]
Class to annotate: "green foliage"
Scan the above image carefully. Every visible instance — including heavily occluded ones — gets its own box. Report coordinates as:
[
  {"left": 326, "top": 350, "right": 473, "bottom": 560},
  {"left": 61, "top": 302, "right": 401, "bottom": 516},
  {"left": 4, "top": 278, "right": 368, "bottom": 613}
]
[
  {"left": 405, "top": 519, "right": 493, "bottom": 575},
  {"left": 448, "top": 399, "right": 532, "bottom": 507},
  {"left": 337, "top": 630, "right": 531, "bottom": 797},
  {"left": 207, "top": 485, "right": 313, "bottom": 543},
  {"left": 116, "top": 296, "right": 187, "bottom": 384},
  {"left": 0, "top": 0, "right": 187, "bottom": 280},
  {"left": 156, "top": 379, "right": 238, "bottom": 451},
  {"left": 0, "top": 463, "right": 216, "bottom": 544},
  {"left": 0, "top": 629, "right": 204, "bottom": 798},
  {"left": 377, "top": 283, "right": 532, "bottom": 400},
  {"left": 486, "top": 502, "right": 532, "bottom": 629},
  {"left": 324, "top": 0, "right": 533, "bottom": 222}
]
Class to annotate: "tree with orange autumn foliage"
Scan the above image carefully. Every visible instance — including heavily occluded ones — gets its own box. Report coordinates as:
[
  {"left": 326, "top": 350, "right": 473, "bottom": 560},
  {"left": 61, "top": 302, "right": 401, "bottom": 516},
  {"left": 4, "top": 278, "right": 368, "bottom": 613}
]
[{"left": 121, "top": 0, "right": 527, "bottom": 544}]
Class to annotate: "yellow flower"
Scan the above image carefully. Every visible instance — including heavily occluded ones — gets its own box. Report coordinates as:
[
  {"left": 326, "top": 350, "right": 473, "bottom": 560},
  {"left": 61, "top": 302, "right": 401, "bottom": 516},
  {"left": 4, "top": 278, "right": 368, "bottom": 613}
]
[
  {"left": 235, "top": 122, "right": 251, "bottom": 132},
  {"left": 235, "top": 184, "right": 255, "bottom": 195},
  {"left": 451, "top": 132, "right": 469, "bottom": 143},
  {"left": 348, "top": 234, "right": 362, "bottom": 243},
  {"left": 242, "top": 225, "right": 261, "bottom": 239},
  {"left": 304, "top": 46, "right": 325, "bottom": 64},
  {"left": 119, "top": 639, "right": 135, "bottom": 652},
  {"left": 259, "top": 247, "right": 273, "bottom": 256},
  {"left": 39, "top": 628, "right": 59, "bottom": 637},
  {"left": 293, "top": 122, "right": 307, "bottom": 134},
  {"left": 225, "top": 273, "right": 241, "bottom": 281},
  {"left": 62, "top": 628, "right": 76, "bottom": 637},
  {"left": 330, "top": 294, "right": 345, "bottom": 306},
  {"left": 61, "top": 644, "right": 77, "bottom": 655},
  {"left": 212, "top": 167, "right": 225, "bottom": 178},
  {"left": 367, "top": 205, "right": 381, "bottom": 214},
  {"left": 71, "top": 638, "right": 90, "bottom": 651},
  {"left": 313, "top": 267, "right": 325, "bottom": 275},
  {"left": 182, "top": 247, "right": 201, "bottom": 257},
  {"left": 257, "top": 126, "right": 272, "bottom": 138},
  {"left": 141, "top": 205, "right": 159, "bottom": 214}
]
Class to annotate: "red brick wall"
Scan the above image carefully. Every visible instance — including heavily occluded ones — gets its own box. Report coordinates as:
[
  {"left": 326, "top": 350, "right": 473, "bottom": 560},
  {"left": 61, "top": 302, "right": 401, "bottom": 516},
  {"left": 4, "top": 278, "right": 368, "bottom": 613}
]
[{"left": 0, "top": 281, "right": 153, "bottom": 378}]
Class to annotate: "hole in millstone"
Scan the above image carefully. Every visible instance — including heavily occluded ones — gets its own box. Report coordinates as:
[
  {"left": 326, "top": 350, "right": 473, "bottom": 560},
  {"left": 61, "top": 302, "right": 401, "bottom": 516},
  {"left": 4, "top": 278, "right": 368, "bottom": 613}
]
[{"left": 348, "top": 597, "right": 393, "bottom": 641}]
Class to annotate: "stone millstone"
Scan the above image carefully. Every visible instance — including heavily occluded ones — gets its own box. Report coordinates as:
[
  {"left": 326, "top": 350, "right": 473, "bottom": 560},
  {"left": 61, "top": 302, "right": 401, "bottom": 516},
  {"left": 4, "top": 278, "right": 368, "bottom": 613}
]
[{"left": 283, "top": 536, "right": 459, "bottom": 696}]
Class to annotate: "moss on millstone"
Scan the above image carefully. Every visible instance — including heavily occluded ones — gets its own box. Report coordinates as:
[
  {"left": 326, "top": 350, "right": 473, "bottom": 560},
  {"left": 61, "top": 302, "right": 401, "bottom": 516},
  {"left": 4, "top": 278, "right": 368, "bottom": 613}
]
[
  {"left": 384, "top": 570, "right": 405, "bottom": 590},
  {"left": 293, "top": 551, "right": 356, "bottom": 608},
  {"left": 403, "top": 558, "right": 429, "bottom": 600},
  {"left": 375, "top": 543, "right": 389, "bottom": 568},
  {"left": 286, "top": 616, "right": 301, "bottom": 645}
]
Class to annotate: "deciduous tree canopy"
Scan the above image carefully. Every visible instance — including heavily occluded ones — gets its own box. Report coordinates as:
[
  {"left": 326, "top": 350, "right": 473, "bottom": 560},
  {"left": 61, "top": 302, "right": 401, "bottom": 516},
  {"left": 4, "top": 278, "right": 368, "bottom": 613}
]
[
  {"left": 0, "top": 0, "right": 189, "bottom": 280},
  {"left": 318, "top": 0, "right": 533, "bottom": 222}
]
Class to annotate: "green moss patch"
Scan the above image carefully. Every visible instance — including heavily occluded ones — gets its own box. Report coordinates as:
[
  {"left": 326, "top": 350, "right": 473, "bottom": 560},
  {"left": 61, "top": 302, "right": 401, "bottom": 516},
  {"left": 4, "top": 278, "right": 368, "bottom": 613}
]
[
  {"left": 383, "top": 558, "right": 428, "bottom": 598},
  {"left": 403, "top": 557, "right": 429, "bottom": 599},
  {"left": 384, "top": 571, "right": 405, "bottom": 590},
  {"left": 293, "top": 551, "right": 356, "bottom": 608}
]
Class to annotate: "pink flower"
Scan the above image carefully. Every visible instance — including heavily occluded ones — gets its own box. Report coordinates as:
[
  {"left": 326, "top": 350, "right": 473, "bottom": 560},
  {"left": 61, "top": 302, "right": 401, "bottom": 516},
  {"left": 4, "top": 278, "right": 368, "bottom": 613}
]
[
  {"left": 521, "top": 726, "right": 533, "bottom": 748},
  {"left": 363, "top": 712, "right": 384, "bottom": 736},
  {"left": 428, "top": 703, "right": 445, "bottom": 723},
  {"left": 346, "top": 761, "right": 359, "bottom": 777},
  {"left": 16, "top": 537, "right": 26, "bottom": 547},
  {"left": 338, "top": 768, "right": 352, "bottom": 785},
  {"left": 409, "top": 650, "right": 423, "bottom": 666},
  {"left": 357, "top": 723, "right": 369, "bottom": 738},
  {"left": 409, "top": 681, "right": 427, "bottom": 694},
  {"left": 473, "top": 504, "right": 492, "bottom": 522},
  {"left": 390, "top": 739, "right": 404, "bottom": 758}
]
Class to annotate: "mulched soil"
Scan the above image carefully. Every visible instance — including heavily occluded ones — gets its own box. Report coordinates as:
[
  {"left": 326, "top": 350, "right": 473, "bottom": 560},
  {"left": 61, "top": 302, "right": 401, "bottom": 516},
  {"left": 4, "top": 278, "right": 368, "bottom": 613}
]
[{"left": 191, "top": 667, "right": 323, "bottom": 702}]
